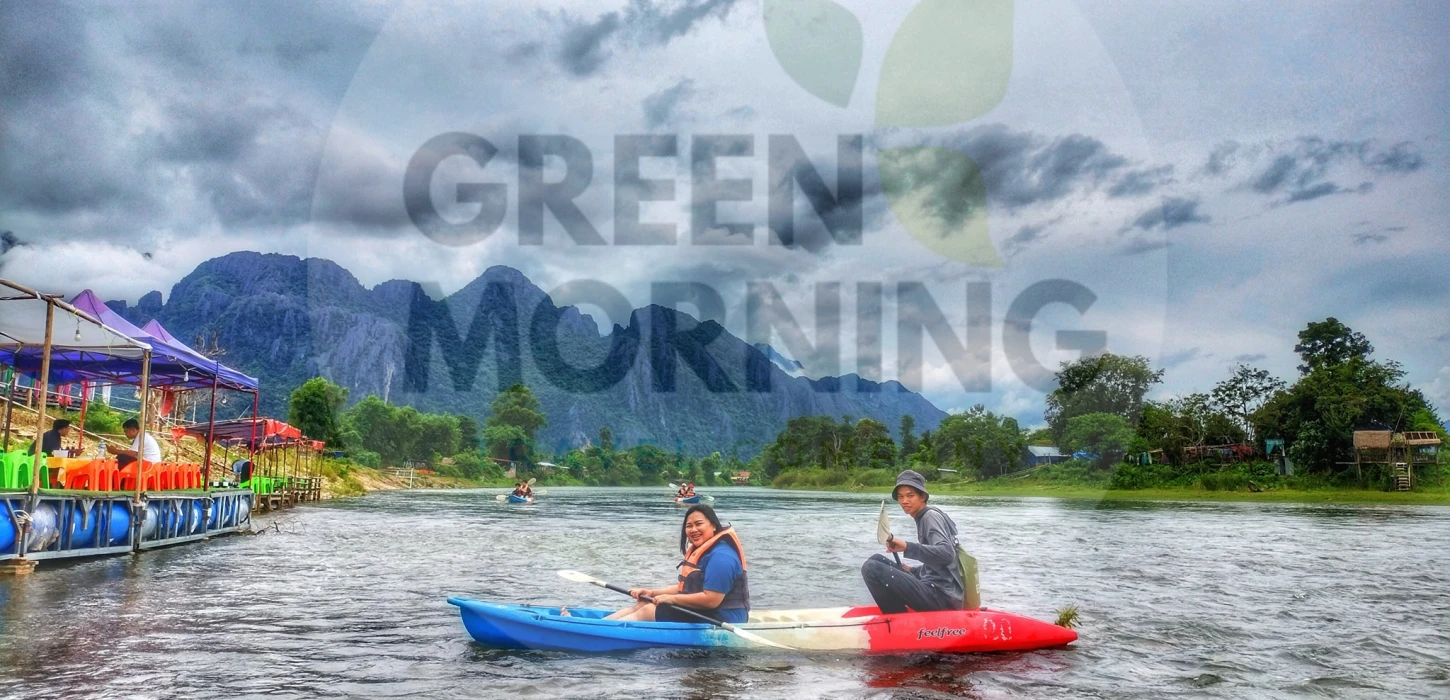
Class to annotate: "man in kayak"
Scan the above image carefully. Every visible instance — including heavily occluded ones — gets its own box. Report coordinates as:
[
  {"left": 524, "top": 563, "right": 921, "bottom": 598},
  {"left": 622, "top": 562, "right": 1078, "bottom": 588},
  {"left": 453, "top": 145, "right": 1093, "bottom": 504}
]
[
  {"left": 860, "top": 470, "right": 964, "bottom": 613},
  {"left": 605, "top": 504, "right": 749, "bottom": 623}
]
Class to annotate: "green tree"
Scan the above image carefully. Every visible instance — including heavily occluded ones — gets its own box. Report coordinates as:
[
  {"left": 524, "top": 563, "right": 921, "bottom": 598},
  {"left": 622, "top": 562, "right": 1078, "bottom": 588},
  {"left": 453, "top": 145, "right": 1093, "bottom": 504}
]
[
  {"left": 484, "top": 384, "right": 546, "bottom": 464},
  {"left": 1211, "top": 364, "right": 1286, "bottom": 444},
  {"left": 699, "top": 452, "right": 724, "bottom": 486},
  {"left": 288, "top": 377, "right": 349, "bottom": 446},
  {"left": 456, "top": 415, "right": 480, "bottom": 452},
  {"left": 853, "top": 418, "right": 898, "bottom": 470},
  {"left": 483, "top": 424, "right": 529, "bottom": 462},
  {"left": 1062, "top": 412, "right": 1136, "bottom": 468},
  {"left": 1294, "top": 317, "right": 1372, "bottom": 374},
  {"left": 934, "top": 406, "right": 1027, "bottom": 478},
  {"left": 899, "top": 415, "right": 918, "bottom": 463},
  {"left": 1045, "top": 353, "right": 1164, "bottom": 442}
]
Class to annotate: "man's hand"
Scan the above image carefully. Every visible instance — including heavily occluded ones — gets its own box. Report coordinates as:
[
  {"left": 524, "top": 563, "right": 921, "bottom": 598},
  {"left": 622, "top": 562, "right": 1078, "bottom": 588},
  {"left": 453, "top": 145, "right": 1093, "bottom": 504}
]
[{"left": 885, "top": 537, "right": 908, "bottom": 554}]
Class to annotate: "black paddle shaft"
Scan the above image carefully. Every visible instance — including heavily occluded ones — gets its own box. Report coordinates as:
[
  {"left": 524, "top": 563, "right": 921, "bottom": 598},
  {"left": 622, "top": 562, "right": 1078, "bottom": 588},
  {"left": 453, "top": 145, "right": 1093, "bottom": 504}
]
[{"left": 887, "top": 535, "right": 906, "bottom": 570}]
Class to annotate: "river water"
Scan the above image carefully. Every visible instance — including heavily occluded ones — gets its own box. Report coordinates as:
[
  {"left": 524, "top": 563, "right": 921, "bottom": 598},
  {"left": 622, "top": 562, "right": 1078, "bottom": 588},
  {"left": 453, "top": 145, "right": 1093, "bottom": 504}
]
[{"left": 2, "top": 487, "right": 1448, "bottom": 699}]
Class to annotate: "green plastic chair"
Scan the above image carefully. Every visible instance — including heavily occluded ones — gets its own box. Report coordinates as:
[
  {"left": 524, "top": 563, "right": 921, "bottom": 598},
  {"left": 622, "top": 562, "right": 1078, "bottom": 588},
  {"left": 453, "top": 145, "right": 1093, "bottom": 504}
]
[{"left": 1, "top": 450, "right": 49, "bottom": 490}]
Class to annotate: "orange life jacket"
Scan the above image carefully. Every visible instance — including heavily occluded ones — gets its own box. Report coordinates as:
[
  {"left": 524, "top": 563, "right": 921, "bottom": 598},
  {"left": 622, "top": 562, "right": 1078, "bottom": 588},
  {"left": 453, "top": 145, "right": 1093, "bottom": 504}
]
[{"left": 677, "top": 526, "right": 750, "bottom": 610}]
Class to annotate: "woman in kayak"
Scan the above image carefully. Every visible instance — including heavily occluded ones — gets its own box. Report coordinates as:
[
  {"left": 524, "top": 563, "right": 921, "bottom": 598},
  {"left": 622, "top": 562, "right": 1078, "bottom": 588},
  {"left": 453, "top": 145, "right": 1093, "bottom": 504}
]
[
  {"left": 860, "top": 470, "right": 964, "bottom": 613},
  {"left": 512, "top": 482, "right": 532, "bottom": 499},
  {"left": 605, "top": 504, "right": 749, "bottom": 623}
]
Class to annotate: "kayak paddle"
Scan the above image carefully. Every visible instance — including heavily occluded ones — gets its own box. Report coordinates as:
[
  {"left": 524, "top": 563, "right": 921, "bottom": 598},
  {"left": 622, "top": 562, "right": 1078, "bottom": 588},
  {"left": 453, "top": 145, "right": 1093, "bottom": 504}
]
[
  {"left": 877, "top": 501, "right": 906, "bottom": 570},
  {"left": 555, "top": 570, "right": 794, "bottom": 651}
]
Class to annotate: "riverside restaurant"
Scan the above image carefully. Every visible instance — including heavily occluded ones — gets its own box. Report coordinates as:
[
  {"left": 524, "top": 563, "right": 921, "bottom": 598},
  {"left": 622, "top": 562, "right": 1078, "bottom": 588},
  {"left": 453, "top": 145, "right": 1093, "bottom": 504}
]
[{"left": 0, "top": 278, "right": 272, "bottom": 574}]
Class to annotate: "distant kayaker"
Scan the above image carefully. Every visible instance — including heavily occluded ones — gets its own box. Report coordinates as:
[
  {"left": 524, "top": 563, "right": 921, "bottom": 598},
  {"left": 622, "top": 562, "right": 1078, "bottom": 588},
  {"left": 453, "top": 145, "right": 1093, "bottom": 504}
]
[
  {"left": 512, "top": 482, "right": 530, "bottom": 499},
  {"left": 860, "top": 470, "right": 964, "bottom": 613},
  {"left": 605, "top": 504, "right": 750, "bottom": 623}
]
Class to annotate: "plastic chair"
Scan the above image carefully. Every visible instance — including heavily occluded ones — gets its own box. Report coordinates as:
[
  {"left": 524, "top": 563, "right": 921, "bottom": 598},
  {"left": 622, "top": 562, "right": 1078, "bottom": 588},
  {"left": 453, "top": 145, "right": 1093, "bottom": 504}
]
[
  {"left": 64, "top": 459, "right": 119, "bottom": 492},
  {"left": 117, "top": 461, "right": 162, "bottom": 492},
  {"left": 2, "top": 452, "right": 53, "bottom": 490},
  {"left": 178, "top": 463, "right": 202, "bottom": 489},
  {"left": 0, "top": 451, "right": 29, "bottom": 489}
]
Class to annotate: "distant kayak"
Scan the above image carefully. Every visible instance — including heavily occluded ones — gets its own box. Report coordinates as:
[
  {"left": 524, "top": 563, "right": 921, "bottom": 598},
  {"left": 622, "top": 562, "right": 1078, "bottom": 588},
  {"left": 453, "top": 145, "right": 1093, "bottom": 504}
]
[
  {"left": 507, "top": 494, "right": 533, "bottom": 504},
  {"left": 448, "top": 598, "right": 1076, "bottom": 654},
  {"left": 675, "top": 495, "right": 701, "bottom": 504}
]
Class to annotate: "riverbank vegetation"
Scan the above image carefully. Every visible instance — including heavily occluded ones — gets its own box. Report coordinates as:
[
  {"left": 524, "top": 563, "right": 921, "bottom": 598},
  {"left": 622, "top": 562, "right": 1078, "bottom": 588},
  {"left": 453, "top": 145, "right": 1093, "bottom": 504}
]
[
  {"left": 286, "top": 317, "right": 1445, "bottom": 503},
  {"left": 762, "top": 318, "right": 1447, "bottom": 501}
]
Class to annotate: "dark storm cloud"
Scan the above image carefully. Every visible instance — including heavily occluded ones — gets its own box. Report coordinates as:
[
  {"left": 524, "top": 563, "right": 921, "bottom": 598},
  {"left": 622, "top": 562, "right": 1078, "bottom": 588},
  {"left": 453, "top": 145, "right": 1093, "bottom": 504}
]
[
  {"left": 551, "top": 0, "right": 743, "bottom": 77},
  {"left": 0, "top": 0, "right": 383, "bottom": 239},
  {"left": 555, "top": 11, "right": 623, "bottom": 76},
  {"left": 1209, "top": 137, "right": 1425, "bottom": 206},
  {"left": 913, "top": 124, "right": 1167, "bottom": 212},
  {"left": 1125, "top": 197, "right": 1210, "bottom": 232},
  {"left": 642, "top": 78, "right": 695, "bottom": 128},
  {"left": 1108, "top": 165, "right": 1175, "bottom": 198}
]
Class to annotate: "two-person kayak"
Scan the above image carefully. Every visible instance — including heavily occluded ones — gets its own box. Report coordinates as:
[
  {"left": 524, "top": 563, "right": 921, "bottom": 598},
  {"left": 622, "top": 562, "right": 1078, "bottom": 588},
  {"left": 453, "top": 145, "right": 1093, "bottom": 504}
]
[
  {"left": 447, "top": 598, "right": 1076, "bottom": 654},
  {"left": 674, "top": 495, "right": 701, "bottom": 504},
  {"left": 507, "top": 494, "right": 534, "bottom": 504}
]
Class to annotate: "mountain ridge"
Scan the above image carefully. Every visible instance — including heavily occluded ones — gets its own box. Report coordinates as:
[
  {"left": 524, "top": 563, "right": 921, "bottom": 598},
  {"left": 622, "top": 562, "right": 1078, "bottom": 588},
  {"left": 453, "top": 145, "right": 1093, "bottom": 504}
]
[{"left": 108, "top": 251, "right": 947, "bottom": 457}]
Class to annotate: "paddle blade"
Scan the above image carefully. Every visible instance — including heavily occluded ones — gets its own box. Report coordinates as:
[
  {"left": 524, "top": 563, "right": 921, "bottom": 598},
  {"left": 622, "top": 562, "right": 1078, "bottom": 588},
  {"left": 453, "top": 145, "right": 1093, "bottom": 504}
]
[
  {"left": 557, "top": 569, "right": 605, "bottom": 586},
  {"left": 494, "top": 494, "right": 508, "bottom": 502},
  {"left": 668, "top": 483, "right": 678, "bottom": 490},
  {"left": 877, "top": 501, "right": 894, "bottom": 545},
  {"left": 527, "top": 477, "right": 537, "bottom": 486},
  {"left": 724, "top": 624, "right": 795, "bottom": 651}
]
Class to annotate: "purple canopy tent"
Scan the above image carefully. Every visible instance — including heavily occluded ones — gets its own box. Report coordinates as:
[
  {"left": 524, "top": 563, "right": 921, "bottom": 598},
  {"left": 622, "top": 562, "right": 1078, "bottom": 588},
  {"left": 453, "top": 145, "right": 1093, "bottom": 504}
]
[
  {"left": 0, "top": 288, "right": 263, "bottom": 490},
  {"left": 0, "top": 290, "right": 257, "bottom": 392}
]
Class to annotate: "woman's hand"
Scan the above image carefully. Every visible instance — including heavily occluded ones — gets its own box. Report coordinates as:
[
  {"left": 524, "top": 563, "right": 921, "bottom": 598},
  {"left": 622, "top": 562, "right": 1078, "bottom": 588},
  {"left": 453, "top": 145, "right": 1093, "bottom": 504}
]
[
  {"left": 628, "top": 588, "right": 649, "bottom": 601},
  {"left": 653, "top": 593, "right": 676, "bottom": 606}
]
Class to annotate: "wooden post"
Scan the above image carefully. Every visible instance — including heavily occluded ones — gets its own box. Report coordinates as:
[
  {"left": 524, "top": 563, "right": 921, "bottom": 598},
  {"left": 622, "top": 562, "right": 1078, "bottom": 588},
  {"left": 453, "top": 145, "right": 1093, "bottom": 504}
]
[
  {"left": 2, "top": 373, "right": 15, "bottom": 451},
  {"left": 202, "top": 375, "right": 218, "bottom": 491},
  {"left": 76, "top": 380, "right": 89, "bottom": 451},
  {"left": 134, "top": 351, "right": 152, "bottom": 501},
  {"left": 28, "top": 300, "right": 55, "bottom": 497}
]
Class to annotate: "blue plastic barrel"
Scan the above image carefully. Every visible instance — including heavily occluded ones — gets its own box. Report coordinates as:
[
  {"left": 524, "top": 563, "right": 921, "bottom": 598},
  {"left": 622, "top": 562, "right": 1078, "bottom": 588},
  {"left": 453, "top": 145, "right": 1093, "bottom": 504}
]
[
  {"left": 106, "top": 502, "right": 131, "bottom": 546},
  {"left": 0, "top": 500, "right": 16, "bottom": 552},
  {"left": 69, "top": 502, "right": 100, "bottom": 548},
  {"left": 189, "top": 501, "right": 204, "bottom": 534}
]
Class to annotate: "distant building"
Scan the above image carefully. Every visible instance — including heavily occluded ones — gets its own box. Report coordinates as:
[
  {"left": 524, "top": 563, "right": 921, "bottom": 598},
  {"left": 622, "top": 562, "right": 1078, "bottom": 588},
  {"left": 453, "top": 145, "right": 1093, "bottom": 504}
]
[
  {"left": 1026, "top": 445, "right": 1070, "bottom": 466},
  {"left": 732, "top": 471, "right": 751, "bottom": 485}
]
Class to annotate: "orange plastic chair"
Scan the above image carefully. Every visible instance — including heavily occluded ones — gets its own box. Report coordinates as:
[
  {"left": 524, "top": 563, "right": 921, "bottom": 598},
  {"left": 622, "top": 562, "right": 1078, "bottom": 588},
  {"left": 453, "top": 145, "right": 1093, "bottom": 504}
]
[
  {"left": 63, "top": 459, "right": 120, "bottom": 492},
  {"left": 177, "top": 463, "right": 201, "bottom": 489},
  {"left": 117, "top": 461, "right": 162, "bottom": 492}
]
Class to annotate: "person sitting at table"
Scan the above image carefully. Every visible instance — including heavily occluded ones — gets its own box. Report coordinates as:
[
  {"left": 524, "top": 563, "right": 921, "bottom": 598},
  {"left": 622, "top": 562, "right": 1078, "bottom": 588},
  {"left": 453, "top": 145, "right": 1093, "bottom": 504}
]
[
  {"left": 106, "top": 418, "right": 162, "bottom": 469},
  {"left": 28, "top": 419, "right": 72, "bottom": 457}
]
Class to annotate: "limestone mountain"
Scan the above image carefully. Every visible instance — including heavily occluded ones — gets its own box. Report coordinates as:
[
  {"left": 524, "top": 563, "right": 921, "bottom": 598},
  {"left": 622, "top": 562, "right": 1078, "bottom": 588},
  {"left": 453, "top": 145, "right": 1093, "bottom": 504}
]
[{"left": 108, "top": 252, "right": 946, "bottom": 457}]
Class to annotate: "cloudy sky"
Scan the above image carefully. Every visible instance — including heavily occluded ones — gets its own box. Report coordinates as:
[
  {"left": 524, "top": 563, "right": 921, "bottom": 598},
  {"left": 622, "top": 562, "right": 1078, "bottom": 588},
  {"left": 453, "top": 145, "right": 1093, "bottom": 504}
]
[{"left": 2, "top": 0, "right": 1447, "bottom": 425}]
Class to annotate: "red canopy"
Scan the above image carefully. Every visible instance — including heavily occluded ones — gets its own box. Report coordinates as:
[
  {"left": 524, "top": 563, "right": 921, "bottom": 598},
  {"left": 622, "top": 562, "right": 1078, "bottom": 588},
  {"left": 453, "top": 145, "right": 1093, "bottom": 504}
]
[{"left": 172, "top": 418, "right": 304, "bottom": 449}]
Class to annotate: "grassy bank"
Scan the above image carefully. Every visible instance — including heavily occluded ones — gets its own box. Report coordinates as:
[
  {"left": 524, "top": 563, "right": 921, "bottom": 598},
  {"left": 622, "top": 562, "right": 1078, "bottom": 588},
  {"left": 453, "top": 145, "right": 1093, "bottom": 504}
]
[
  {"left": 770, "top": 477, "right": 1450, "bottom": 505},
  {"left": 927, "top": 480, "right": 1450, "bottom": 505}
]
